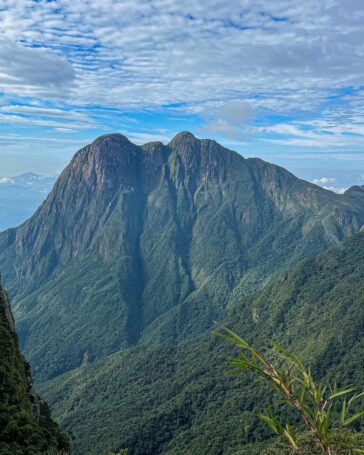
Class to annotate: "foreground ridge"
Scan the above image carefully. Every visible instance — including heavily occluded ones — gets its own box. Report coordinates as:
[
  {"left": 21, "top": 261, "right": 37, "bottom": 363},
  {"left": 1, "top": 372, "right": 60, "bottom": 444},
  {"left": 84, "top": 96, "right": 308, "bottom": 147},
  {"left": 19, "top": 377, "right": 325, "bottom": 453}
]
[{"left": 0, "top": 283, "right": 69, "bottom": 454}]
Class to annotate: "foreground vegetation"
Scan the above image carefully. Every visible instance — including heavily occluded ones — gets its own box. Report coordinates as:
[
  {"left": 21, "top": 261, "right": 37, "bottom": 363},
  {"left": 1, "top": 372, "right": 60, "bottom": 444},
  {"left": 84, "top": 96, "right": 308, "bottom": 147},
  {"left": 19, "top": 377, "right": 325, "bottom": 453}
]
[{"left": 216, "top": 327, "right": 364, "bottom": 454}]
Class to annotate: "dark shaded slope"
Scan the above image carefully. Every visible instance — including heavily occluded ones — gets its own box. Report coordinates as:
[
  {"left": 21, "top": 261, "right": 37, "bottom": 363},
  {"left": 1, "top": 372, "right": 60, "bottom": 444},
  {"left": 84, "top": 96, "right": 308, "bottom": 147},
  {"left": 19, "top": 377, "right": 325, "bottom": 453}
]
[
  {"left": 0, "top": 284, "right": 69, "bottom": 454},
  {"left": 42, "top": 233, "right": 364, "bottom": 455},
  {"left": 1, "top": 132, "right": 364, "bottom": 382}
]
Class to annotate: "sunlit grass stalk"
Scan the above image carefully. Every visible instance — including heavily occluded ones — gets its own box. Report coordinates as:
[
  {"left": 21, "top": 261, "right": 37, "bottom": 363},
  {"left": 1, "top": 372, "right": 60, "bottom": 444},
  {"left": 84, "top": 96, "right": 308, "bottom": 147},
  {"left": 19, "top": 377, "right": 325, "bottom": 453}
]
[{"left": 213, "top": 327, "right": 364, "bottom": 455}]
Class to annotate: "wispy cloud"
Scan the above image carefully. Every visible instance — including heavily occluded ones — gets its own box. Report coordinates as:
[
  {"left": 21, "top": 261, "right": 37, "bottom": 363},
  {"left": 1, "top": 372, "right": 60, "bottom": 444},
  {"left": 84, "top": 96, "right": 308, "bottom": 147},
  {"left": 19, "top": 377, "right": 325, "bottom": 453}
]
[
  {"left": 1, "top": 105, "right": 87, "bottom": 119},
  {"left": 311, "top": 177, "right": 336, "bottom": 185},
  {"left": 310, "top": 176, "right": 348, "bottom": 194},
  {"left": 322, "top": 186, "right": 348, "bottom": 194},
  {"left": 0, "top": 112, "right": 98, "bottom": 129},
  {"left": 0, "top": 37, "right": 75, "bottom": 97},
  {"left": 202, "top": 101, "right": 252, "bottom": 139},
  {"left": 0, "top": 0, "right": 363, "bottom": 182},
  {"left": 0, "top": 177, "right": 14, "bottom": 185},
  {"left": 0, "top": 104, "right": 99, "bottom": 131},
  {"left": 0, "top": 1, "right": 363, "bottom": 110}
]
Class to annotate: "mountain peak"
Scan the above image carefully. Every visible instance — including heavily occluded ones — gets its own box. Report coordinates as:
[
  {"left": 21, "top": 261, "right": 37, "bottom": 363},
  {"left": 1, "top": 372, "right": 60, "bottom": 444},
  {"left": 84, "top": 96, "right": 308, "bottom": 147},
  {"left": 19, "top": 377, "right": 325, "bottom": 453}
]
[
  {"left": 72, "top": 132, "right": 139, "bottom": 178},
  {"left": 168, "top": 131, "right": 197, "bottom": 147},
  {"left": 345, "top": 185, "right": 364, "bottom": 195},
  {"left": 91, "top": 132, "right": 132, "bottom": 145},
  {"left": 16, "top": 172, "right": 40, "bottom": 178}
]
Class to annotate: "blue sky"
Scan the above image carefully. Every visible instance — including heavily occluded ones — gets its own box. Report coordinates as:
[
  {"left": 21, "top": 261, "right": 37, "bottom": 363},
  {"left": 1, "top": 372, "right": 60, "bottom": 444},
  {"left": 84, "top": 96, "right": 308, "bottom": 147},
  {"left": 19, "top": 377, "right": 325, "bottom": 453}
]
[{"left": 0, "top": 0, "right": 364, "bottom": 193}]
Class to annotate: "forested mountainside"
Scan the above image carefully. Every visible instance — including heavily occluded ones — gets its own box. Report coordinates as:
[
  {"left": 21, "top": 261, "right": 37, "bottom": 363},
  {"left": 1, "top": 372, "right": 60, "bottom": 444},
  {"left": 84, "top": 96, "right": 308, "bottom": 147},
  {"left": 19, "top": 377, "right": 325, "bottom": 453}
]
[
  {"left": 1, "top": 132, "right": 364, "bottom": 384},
  {"left": 0, "top": 284, "right": 69, "bottom": 454},
  {"left": 41, "top": 226, "right": 364, "bottom": 454}
]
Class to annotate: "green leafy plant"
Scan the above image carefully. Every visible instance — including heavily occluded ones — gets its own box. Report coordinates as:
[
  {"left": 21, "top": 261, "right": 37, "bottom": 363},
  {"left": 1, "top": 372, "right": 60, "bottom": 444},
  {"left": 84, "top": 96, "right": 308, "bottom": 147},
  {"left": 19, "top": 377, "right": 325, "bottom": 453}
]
[{"left": 214, "top": 327, "right": 364, "bottom": 455}]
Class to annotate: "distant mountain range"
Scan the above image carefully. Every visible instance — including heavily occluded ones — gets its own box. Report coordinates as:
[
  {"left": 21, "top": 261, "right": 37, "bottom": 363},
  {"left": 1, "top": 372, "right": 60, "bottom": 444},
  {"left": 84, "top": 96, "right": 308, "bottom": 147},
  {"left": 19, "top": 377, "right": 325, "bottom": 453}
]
[
  {"left": 1, "top": 132, "right": 364, "bottom": 454},
  {"left": 0, "top": 172, "right": 56, "bottom": 231}
]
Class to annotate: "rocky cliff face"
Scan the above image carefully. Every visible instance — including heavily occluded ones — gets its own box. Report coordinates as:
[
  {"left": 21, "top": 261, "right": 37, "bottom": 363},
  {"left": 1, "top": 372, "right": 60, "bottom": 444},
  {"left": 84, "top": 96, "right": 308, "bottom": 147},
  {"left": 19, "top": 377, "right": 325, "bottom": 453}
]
[
  {"left": 1, "top": 132, "right": 364, "bottom": 382},
  {"left": 0, "top": 283, "right": 69, "bottom": 454}
]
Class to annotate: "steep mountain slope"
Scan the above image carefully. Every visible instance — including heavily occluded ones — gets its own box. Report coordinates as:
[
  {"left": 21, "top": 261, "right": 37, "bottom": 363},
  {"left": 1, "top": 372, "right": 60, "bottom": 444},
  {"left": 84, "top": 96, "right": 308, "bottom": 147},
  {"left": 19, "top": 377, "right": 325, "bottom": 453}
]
[
  {"left": 0, "top": 283, "right": 69, "bottom": 454},
  {"left": 1, "top": 132, "right": 364, "bottom": 383},
  {"left": 42, "top": 233, "right": 364, "bottom": 455}
]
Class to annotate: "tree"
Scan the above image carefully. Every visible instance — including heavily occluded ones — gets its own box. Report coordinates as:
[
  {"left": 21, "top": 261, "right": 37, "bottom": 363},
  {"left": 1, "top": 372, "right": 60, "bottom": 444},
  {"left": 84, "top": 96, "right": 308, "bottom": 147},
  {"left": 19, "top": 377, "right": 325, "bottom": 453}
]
[{"left": 214, "top": 327, "right": 364, "bottom": 455}]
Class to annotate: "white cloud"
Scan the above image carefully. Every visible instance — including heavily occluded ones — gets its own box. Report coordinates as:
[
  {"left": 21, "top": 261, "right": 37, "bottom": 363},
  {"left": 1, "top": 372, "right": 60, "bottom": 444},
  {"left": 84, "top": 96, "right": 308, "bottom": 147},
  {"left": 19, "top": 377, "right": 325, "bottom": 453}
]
[
  {"left": 0, "top": 38, "right": 75, "bottom": 96},
  {"left": 0, "top": 177, "right": 14, "bottom": 184},
  {"left": 311, "top": 177, "right": 336, "bottom": 185},
  {"left": 260, "top": 112, "right": 364, "bottom": 148},
  {"left": 0, "top": 104, "right": 99, "bottom": 132},
  {"left": 53, "top": 127, "right": 77, "bottom": 133},
  {"left": 0, "top": 105, "right": 88, "bottom": 119},
  {"left": 311, "top": 177, "right": 347, "bottom": 194},
  {"left": 202, "top": 101, "right": 252, "bottom": 139},
  {"left": 127, "top": 130, "right": 174, "bottom": 144},
  {"left": 322, "top": 186, "right": 347, "bottom": 194}
]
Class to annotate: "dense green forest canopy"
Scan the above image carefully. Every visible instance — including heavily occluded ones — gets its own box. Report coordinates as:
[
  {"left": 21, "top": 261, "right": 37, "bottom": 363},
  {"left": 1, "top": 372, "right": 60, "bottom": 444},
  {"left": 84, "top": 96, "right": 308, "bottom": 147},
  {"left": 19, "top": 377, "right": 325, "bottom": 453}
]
[{"left": 42, "top": 233, "right": 364, "bottom": 454}]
